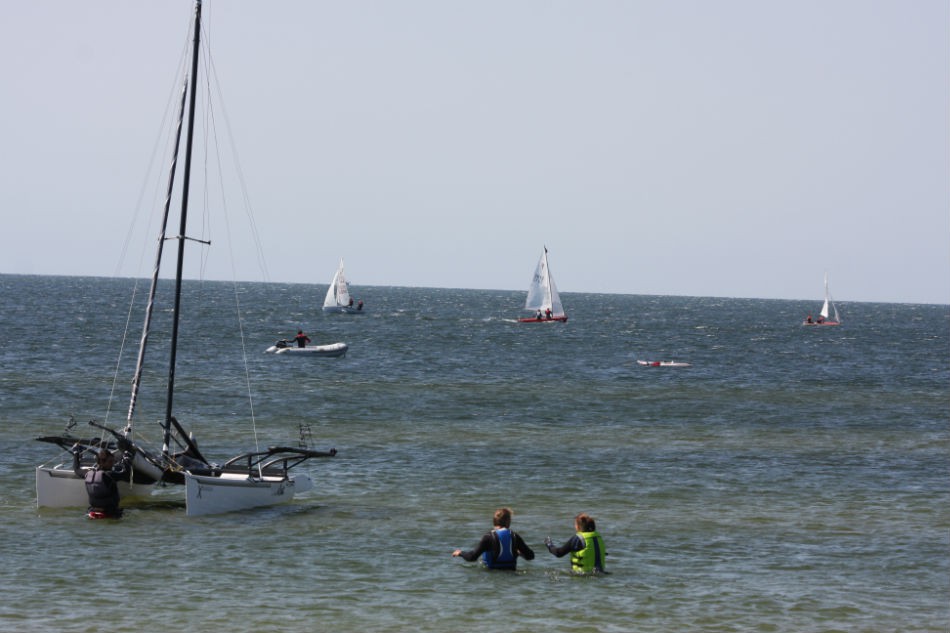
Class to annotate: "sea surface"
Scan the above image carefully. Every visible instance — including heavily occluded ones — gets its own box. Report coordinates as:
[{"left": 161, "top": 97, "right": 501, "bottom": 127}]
[{"left": 0, "top": 274, "right": 947, "bottom": 632}]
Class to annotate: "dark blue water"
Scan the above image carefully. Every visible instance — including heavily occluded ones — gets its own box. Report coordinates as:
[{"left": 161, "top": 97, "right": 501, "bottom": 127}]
[{"left": 0, "top": 274, "right": 947, "bottom": 632}]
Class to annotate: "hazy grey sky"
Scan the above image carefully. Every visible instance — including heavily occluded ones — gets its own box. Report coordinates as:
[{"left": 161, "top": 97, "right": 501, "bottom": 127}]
[{"left": 2, "top": 1, "right": 947, "bottom": 304}]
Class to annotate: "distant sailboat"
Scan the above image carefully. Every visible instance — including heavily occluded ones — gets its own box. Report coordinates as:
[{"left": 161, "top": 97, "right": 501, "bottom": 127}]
[
  {"left": 322, "top": 259, "right": 363, "bottom": 313},
  {"left": 803, "top": 272, "right": 841, "bottom": 326},
  {"left": 518, "top": 246, "right": 568, "bottom": 323}
]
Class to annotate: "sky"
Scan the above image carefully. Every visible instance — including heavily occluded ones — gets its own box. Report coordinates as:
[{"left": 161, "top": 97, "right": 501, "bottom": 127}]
[{"left": 2, "top": 1, "right": 948, "bottom": 304}]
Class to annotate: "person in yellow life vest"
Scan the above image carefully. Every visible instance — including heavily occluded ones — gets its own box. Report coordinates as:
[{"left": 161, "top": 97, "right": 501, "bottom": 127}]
[{"left": 544, "top": 512, "right": 607, "bottom": 573}]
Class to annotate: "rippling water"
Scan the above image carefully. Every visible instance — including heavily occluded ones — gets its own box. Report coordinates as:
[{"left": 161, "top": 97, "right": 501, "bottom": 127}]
[{"left": 0, "top": 274, "right": 947, "bottom": 632}]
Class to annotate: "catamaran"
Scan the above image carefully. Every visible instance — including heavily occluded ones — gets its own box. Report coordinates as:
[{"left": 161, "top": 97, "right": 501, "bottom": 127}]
[
  {"left": 35, "top": 0, "right": 337, "bottom": 517},
  {"left": 803, "top": 272, "right": 841, "bottom": 326},
  {"left": 519, "top": 246, "right": 568, "bottom": 323}
]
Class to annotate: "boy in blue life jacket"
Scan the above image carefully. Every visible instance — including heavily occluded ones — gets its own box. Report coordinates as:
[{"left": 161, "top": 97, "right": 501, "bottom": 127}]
[
  {"left": 544, "top": 512, "right": 608, "bottom": 573},
  {"left": 452, "top": 507, "right": 535, "bottom": 570}
]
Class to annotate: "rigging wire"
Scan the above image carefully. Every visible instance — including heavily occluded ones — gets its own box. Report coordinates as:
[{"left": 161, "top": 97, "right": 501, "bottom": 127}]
[
  {"left": 197, "top": 16, "right": 266, "bottom": 462},
  {"left": 103, "top": 30, "right": 193, "bottom": 436}
]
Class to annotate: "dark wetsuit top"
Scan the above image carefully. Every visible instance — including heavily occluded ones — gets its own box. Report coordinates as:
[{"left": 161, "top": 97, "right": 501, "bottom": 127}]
[
  {"left": 458, "top": 529, "right": 535, "bottom": 569},
  {"left": 73, "top": 452, "right": 131, "bottom": 515}
]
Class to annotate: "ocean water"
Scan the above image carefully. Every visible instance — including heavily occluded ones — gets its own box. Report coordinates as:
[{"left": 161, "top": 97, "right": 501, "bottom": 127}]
[{"left": 0, "top": 274, "right": 947, "bottom": 632}]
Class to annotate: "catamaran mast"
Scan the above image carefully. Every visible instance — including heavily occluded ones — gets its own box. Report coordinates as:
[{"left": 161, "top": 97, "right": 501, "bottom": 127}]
[
  {"left": 163, "top": 0, "right": 202, "bottom": 455},
  {"left": 125, "top": 79, "right": 188, "bottom": 434}
]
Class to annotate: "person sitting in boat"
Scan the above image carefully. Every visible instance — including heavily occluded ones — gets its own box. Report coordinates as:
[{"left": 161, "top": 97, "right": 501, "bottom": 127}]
[
  {"left": 536, "top": 309, "right": 543, "bottom": 320},
  {"left": 348, "top": 297, "right": 354, "bottom": 307},
  {"left": 452, "top": 507, "right": 535, "bottom": 570},
  {"left": 805, "top": 314, "right": 813, "bottom": 324},
  {"left": 292, "top": 330, "right": 311, "bottom": 348},
  {"left": 544, "top": 512, "right": 608, "bottom": 574},
  {"left": 357, "top": 299, "right": 363, "bottom": 311},
  {"left": 545, "top": 307, "right": 553, "bottom": 320},
  {"left": 72, "top": 444, "right": 133, "bottom": 518},
  {"left": 816, "top": 316, "right": 824, "bottom": 324}
]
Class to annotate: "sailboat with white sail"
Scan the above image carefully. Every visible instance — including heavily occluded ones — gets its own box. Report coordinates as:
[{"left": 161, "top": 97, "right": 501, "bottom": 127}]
[
  {"left": 36, "top": 0, "right": 336, "bottom": 517},
  {"left": 518, "top": 246, "right": 568, "bottom": 323},
  {"left": 803, "top": 272, "right": 841, "bottom": 326},
  {"left": 322, "top": 258, "right": 363, "bottom": 313}
]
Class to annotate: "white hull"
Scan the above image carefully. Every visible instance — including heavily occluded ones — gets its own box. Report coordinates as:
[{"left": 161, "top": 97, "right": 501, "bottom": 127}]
[
  {"left": 35, "top": 466, "right": 155, "bottom": 508},
  {"left": 184, "top": 471, "right": 313, "bottom": 516},
  {"left": 266, "top": 342, "right": 348, "bottom": 357}
]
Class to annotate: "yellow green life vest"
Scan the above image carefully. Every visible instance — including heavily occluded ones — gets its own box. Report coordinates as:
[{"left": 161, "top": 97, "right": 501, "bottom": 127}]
[{"left": 570, "top": 530, "right": 606, "bottom": 573}]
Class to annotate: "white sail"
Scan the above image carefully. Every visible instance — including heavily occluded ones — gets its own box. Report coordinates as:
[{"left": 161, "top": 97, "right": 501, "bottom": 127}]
[
  {"left": 323, "top": 259, "right": 351, "bottom": 310},
  {"left": 523, "top": 247, "right": 566, "bottom": 319},
  {"left": 819, "top": 272, "right": 831, "bottom": 319}
]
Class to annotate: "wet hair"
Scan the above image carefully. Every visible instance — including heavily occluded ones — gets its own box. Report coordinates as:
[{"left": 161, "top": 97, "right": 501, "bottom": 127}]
[
  {"left": 96, "top": 449, "right": 114, "bottom": 466},
  {"left": 575, "top": 512, "right": 596, "bottom": 531},
  {"left": 493, "top": 507, "right": 512, "bottom": 528}
]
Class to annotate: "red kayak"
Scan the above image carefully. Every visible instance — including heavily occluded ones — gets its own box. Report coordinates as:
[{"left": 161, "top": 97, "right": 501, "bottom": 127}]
[{"left": 637, "top": 360, "right": 691, "bottom": 368}]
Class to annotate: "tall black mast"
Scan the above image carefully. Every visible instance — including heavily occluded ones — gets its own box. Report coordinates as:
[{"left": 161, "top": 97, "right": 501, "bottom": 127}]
[
  {"left": 163, "top": 0, "right": 202, "bottom": 454},
  {"left": 126, "top": 79, "right": 188, "bottom": 435}
]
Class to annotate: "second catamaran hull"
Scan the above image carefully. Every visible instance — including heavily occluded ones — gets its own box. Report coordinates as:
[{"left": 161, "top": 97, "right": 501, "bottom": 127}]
[{"left": 184, "top": 472, "right": 314, "bottom": 516}]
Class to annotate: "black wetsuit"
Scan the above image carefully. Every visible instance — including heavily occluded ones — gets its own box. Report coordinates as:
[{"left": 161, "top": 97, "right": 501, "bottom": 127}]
[
  {"left": 546, "top": 535, "right": 585, "bottom": 557},
  {"left": 73, "top": 452, "right": 132, "bottom": 516}
]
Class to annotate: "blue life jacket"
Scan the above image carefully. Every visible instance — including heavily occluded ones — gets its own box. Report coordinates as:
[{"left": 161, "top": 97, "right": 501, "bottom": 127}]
[{"left": 483, "top": 528, "right": 516, "bottom": 569}]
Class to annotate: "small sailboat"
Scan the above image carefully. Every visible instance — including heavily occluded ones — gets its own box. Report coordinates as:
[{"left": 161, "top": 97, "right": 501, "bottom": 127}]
[
  {"left": 803, "top": 272, "right": 841, "bottom": 326},
  {"left": 322, "top": 259, "right": 363, "bottom": 313},
  {"left": 518, "top": 246, "right": 568, "bottom": 323},
  {"left": 36, "top": 0, "right": 337, "bottom": 517}
]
